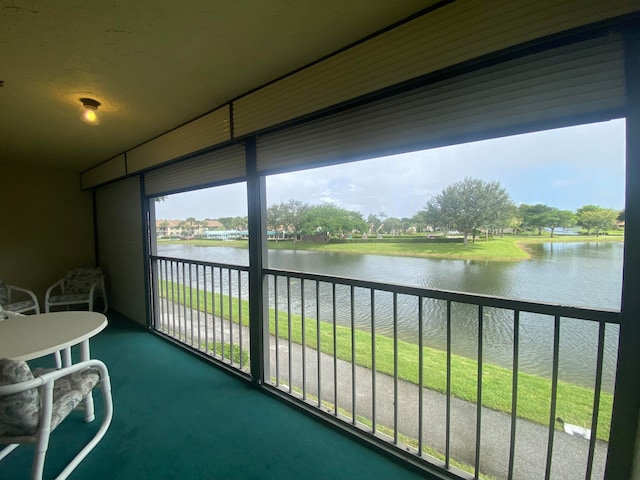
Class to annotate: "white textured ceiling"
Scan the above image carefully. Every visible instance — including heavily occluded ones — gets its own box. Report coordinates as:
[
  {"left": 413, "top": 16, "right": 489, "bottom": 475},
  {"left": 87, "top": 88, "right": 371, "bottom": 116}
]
[{"left": 0, "top": 0, "right": 430, "bottom": 172}]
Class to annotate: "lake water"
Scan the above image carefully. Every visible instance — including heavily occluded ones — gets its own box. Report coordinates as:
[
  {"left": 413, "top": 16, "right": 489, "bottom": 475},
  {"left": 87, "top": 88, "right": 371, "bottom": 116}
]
[{"left": 157, "top": 241, "right": 623, "bottom": 391}]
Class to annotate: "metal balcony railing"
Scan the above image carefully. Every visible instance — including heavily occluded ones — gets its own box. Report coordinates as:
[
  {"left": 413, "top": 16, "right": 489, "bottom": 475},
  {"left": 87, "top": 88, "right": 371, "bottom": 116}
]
[
  {"left": 152, "top": 256, "right": 250, "bottom": 373},
  {"left": 150, "top": 255, "right": 620, "bottom": 480}
]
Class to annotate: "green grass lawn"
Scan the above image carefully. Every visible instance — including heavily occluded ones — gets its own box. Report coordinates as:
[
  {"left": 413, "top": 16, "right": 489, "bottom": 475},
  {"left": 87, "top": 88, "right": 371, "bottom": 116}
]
[{"left": 161, "top": 281, "right": 613, "bottom": 442}]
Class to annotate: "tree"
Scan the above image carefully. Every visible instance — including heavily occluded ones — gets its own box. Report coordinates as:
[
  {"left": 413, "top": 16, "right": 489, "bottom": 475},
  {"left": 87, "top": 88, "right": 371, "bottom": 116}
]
[
  {"left": 422, "top": 203, "right": 449, "bottom": 234},
  {"left": 546, "top": 209, "right": 576, "bottom": 237},
  {"left": 577, "top": 205, "right": 618, "bottom": 235},
  {"left": 383, "top": 217, "right": 402, "bottom": 235},
  {"left": 411, "top": 211, "right": 429, "bottom": 233},
  {"left": 267, "top": 199, "right": 309, "bottom": 241},
  {"left": 424, "top": 177, "right": 514, "bottom": 246},
  {"left": 231, "top": 216, "right": 248, "bottom": 231},
  {"left": 217, "top": 217, "right": 235, "bottom": 229},
  {"left": 267, "top": 203, "right": 287, "bottom": 238},
  {"left": 299, "top": 203, "right": 366, "bottom": 237},
  {"left": 507, "top": 212, "right": 524, "bottom": 235},
  {"left": 519, "top": 204, "right": 554, "bottom": 235},
  {"left": 400, "top": 217, "right": 412, "bottom": 233}
]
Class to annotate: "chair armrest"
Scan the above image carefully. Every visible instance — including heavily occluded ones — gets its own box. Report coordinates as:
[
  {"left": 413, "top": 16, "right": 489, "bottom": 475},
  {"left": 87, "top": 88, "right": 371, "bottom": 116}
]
[
  {"left": 0, "top": 360, "right": 109, "bottom": 397},
  {"left": 6, "top": 284, "right": 38, "bottom": 305},
  {"left": 0, "top": 374, "right": 45, "bottom": 396},
  {"left": 45, "top": 279, "right": 64, "bottom": 300},
  {"left": 36, "top": 359, "right": 110, "bottom": 386}
]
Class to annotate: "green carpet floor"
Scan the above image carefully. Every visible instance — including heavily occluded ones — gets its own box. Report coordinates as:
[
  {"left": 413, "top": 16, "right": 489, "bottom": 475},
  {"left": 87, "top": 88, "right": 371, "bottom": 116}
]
[{"left": 2, "top": 312, "right": 432, "bottom": 479}]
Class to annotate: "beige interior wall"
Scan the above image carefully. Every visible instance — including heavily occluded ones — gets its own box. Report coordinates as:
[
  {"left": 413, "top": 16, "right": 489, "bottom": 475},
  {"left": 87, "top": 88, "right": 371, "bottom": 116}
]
[{"left": 0, "top": 164, "right": 95, "bottom": 307}]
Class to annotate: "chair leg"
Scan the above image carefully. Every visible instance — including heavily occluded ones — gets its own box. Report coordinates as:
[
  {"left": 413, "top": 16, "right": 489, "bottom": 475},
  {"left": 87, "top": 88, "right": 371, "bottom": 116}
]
[
  {"left": 0, "top": 443, "right": 19, "bottom": 461},
  {"left": 55, "top": 375, "right": 113, "bottom": 480},
  {"left": 32, "top": 439, "right": 49, "bottom": 480}
]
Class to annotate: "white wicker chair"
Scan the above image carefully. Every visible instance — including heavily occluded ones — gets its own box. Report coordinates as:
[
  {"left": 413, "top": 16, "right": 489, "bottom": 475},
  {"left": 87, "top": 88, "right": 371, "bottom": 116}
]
[
  {"left": 45, "top": 267, "right": 108, "bottom": 313},
  {"left": 0, "top": 279, "right": 40, "bottom": 315},
  {"left": 0, "top": 358, "right": 113, "bottom": 480}
]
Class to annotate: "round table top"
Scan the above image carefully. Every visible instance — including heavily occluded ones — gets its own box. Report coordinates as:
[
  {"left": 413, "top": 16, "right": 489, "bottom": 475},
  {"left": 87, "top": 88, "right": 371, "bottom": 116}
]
[{"left": 0, "top": 311, "right": 108, "bottom": 361}]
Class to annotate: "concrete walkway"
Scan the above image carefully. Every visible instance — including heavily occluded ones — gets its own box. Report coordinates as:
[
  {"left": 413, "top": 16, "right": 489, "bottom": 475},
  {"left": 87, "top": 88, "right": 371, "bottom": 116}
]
[{"left": 158, "top": 309, "right": 607, "bottom": 480}]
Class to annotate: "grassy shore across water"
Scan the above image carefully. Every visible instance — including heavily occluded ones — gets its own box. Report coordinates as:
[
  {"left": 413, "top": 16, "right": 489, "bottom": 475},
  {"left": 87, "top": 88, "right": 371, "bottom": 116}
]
[{"left": 159, "top": 232, "right": 623, "bottom": 261}]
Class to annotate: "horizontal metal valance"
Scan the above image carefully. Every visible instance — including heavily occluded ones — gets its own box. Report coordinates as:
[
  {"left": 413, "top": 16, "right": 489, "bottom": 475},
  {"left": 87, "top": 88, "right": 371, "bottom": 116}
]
[
  {"left": 144, "top": 143, "right": 246, "bottom": 196},
  {"left": 235, "top": 0, "right": 634, "bottom": 138},
  {"left": 256, "top": 35, "right": 624, "bottom": 175},
  {"left": 80, "top": 154, "right": 127, "bottom": 190},
  {"left": 127, "top": 106, "right": 231, "bottom": 174}
]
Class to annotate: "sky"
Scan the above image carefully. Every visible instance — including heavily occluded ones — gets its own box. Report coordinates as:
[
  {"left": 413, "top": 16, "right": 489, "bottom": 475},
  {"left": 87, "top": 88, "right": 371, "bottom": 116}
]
[{"left": 155, "top": 119, "right": 625, "bottom": 221}]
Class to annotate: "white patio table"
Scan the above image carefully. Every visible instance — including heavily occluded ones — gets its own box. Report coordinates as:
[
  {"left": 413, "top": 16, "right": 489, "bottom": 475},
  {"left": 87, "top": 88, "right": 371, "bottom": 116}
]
[{"left": 0, "top": 311, "right": 108, "bottom": 421}]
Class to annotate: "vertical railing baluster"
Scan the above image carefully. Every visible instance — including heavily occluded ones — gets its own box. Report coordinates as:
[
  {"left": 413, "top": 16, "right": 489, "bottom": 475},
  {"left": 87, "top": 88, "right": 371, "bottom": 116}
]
[
  {"left": 182, "top": 262, "right": 187, "bottom": 343},
  {"left": 219, "top": 267, "right": 224, "bottom": 360},
  {"left": 418, "top": 296, "right": 424, "bottom": 456},
  {"left": 475, "top": 305, "right": 483, "bottom": 479},
  {"left": 301, "top": 278, "right": 306, "bottom": 399},
  {"left": 508, "top": 310, "right": 520, "bottom": 479},
  {"left": 585, "top": 321, "right": 606, "bottom": 480},
  {"left": 179, "top": 262, "right": 183, "bottom": 339},
  {"left": 159, "top": 260, "right": 164, "bottom": 330},
  {"left": 287, "top": 276, "right": 292, "bottom": 393},
  {"left": 445, "top": 299, "right": 452, "bottom": 467},
  {"left": 545, "top": 315, "right": 561, "bottom": 480},
  {"left": 159, "top": 260, "right": 165, "bottom": 331},
  {"left": 316, "top": 281, "right": 322, "bottom": 409},
  {"left": 211, "top": 266, "right": 217, "bottom": 356},
  {"left": 157, "top": 260, "right": 164, "bottom": 330},
  {"left": 170, "top": 261, "right": 176, "bottom": 336},
  {"left": 228, "top": 268, "right": 233, "bottom": 364},
  {"left": 275, "top": 275, "right": 280, "bottom": 385},
  {"left": 196, "top": 264, "right": 201, "bottom": 349},
  {"left": 351, "top": 285, "right": 356, "bottom": 425},
  {"left": 188, "top": 262, "right": 194, "bottom": 345},
  {"left": 393, "top": 292, "right": 398, "bottom": 444},
  {"left": 332, "top": 283, "right": 338, "bottom": 416},
  {"left": 371, "top": 289, "right": 376, "bottom": 433},
  {"left": 238, "top": 270, "right": 244, "bottom": 370},
  {"left": 204, "top": 265, "right": 209, "bottom": 354}
]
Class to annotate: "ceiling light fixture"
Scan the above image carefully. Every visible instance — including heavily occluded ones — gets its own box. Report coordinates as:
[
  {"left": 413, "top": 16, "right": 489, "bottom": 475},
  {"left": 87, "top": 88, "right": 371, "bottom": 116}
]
[{"left": 79, "top": 97, "right": 102, "bottom": 125}]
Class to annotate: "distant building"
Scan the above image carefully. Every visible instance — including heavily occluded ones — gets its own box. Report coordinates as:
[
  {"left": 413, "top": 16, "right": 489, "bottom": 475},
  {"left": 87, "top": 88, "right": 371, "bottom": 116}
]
[{"left": 156, "top": 219, "right": 224, "bottom": 237}]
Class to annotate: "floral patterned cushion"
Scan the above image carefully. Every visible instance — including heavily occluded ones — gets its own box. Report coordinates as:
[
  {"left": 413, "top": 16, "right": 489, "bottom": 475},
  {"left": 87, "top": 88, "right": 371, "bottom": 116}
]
[
  {"left": 0, "top": 359, "right": 39, "bottom": 437},
  {"left": 33, "top": 368, "right": 101, "bottom": 430},
  {"left": 4, "top": 300, "right": 37, "bottom": 313},
  {"left": 47, "top": 294, "right": 91, "bottom": 305},
  {"left": 63, "top": 267, "right": 104, "bottom": 295}
]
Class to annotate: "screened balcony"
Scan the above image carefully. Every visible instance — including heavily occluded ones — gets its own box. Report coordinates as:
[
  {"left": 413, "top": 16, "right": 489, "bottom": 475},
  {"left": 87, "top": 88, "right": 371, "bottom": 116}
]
[{"left": 82, "top": 9, "right": 640, "bottom": 480}]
